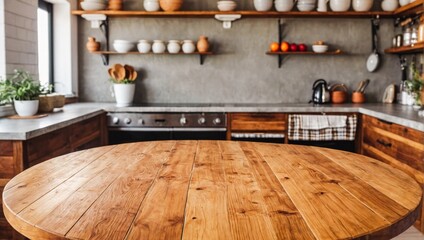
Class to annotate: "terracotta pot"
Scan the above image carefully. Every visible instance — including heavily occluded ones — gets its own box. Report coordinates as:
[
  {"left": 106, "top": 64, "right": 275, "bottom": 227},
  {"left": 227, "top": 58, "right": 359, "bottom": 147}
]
[
  {"left": 159, "top": 0, "right": 183, "bottom": 11},
  {"left": 330, "top": 84, "right": 348, "bottom": 104},
  {"left": 352, "top": 92, "right": 365, "bottom": 103},
  {"left": 86, "top": 37, "right": 100, "bottom": 52},
  {"left": 108, "top": 0, "right": 123, "bottom": 10},
  {"left": 197, "top": 35, "right": 209, "bottom": 53}
]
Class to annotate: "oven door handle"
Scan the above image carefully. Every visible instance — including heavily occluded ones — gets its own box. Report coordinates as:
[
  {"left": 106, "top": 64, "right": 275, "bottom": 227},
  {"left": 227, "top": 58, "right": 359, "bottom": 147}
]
[
  {"left": 231, "top": 133, "right": 285, "bottom": 139},
  {"left": 109, "top": 127, "right": 227, "bottom": 132}
]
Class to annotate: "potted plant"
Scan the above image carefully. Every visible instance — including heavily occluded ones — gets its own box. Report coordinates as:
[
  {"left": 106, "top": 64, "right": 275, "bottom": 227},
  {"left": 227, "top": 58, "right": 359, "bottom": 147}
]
[
  {"left": 0, "top": 69, "right": 43, "bottom": 116},
  {"left": 405, "top": 62, "right": 424, "bottom": 108},
  {"left": 108, "top": 64, "right": 138, "bottom": 107}
]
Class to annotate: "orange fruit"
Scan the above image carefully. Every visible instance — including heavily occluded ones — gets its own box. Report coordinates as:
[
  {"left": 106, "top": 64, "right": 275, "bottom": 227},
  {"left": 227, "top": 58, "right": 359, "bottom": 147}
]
[
  {"left": 270, "top": 42, "right": 280, "bottom": 52},
  {"left": 280, "top": 41, "right": 290, "bottom": 52}
]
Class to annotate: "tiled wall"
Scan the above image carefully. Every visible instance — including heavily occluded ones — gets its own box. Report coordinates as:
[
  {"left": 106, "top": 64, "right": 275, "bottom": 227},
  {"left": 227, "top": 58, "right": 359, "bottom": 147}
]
[{"left": 3, "top": 0, "right": 38, "bottom": 76}]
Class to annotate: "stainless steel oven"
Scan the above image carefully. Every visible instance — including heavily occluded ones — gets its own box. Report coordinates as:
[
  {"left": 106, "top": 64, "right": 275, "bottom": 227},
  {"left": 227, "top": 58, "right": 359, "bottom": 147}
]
[{"left": 107, "top": 112, "right": 227, "bottom": 144}]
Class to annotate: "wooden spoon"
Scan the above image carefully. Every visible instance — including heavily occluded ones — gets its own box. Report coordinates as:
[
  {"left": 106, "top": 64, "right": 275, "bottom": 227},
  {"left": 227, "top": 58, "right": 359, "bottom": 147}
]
[
  {"left": 113, "top": 64, "right": 126, "bottom": 81},
  {"left": 108, "top": 68, "right": 114, "bottom": 79},
  {"left": 131, "top": 71, "right": 138, "bottom": 81},
  {"left": 124, "top": 65, "right": 135, "bottom": 79}
]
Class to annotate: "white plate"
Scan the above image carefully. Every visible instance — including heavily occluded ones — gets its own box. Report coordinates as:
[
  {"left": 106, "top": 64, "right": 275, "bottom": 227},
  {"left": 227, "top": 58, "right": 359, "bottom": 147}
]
[{"left": 366, "top": 53, "right": 379, "bottom": 72}]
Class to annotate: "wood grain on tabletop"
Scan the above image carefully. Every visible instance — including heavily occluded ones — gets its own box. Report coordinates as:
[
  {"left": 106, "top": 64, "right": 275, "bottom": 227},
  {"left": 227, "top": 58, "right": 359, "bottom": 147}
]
[{"left": 2, "top": 141, "right": 422, "bottom": 240}]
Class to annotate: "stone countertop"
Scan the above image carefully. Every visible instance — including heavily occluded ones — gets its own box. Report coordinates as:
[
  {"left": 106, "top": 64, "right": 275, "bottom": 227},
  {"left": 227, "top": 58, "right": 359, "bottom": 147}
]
[{"left": 1, "top": 102, "right": 423, "bottom": 140}]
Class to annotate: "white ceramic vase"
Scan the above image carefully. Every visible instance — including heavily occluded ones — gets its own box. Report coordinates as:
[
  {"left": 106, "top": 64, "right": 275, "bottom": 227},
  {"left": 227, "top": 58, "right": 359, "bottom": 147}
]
[
  {"left": 167, "top": 40, "right": 181, "bottom": 53},
  {"left": 113, "top": 84, "right": 135, "bottom": 107},
  {"left": 14, "top": 100, "right": 39, "bottom": 116},
  {"left": 137, "top": 40, "right": 151, "bottom": 53},
  {"left": 254, "top": 0, "right": 273, "bottom": 11},
  {"left": 152, "top": 40, "right": 166, "bottom": 53},
  {"left": 182, "top": 40, "right": 196, "bottom": 53}
]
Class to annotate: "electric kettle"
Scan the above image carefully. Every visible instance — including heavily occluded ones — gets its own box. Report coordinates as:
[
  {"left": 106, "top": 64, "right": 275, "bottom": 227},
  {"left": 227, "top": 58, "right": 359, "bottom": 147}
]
[{"left": 311, "top": 79, "right": 331, "bottom": 104}]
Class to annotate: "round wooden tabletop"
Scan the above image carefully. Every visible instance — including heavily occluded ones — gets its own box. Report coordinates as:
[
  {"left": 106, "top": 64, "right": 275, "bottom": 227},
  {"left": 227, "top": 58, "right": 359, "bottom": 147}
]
[{"left": 3, "top": 141, "right": 422, "bottom": 239}]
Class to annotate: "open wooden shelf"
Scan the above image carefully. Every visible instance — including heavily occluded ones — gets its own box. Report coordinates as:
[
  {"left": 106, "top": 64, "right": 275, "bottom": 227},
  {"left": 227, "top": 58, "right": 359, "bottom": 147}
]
[
  {"left": 266, "top": 50, "right": 344, "bottom": 55},
  {"left": 384, "top": 42, "right": 424, "bottom": 54},
  {"left": 266, "top": 50, "right": 345, "bottom": 68},
  {"left": 394, "top": 0, "right": 424, "bottom": 16},
  {"left": 91, "top": 51, "right": 213, "bottom": 55},
  {"left": 71, "top": 10, "right": 392, "bottom": 18}
]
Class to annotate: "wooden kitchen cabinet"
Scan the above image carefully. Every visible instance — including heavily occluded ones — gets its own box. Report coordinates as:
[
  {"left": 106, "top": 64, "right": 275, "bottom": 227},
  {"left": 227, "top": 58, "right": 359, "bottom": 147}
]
[
  {"left": 0, "top": 113, "right": 108, "bottom": 239},
  {"left": 227, "top": 113, "right": 287, "bottom": 143},
  {"left": 361, "top": 114, "right": 424, "bottom": 233}
]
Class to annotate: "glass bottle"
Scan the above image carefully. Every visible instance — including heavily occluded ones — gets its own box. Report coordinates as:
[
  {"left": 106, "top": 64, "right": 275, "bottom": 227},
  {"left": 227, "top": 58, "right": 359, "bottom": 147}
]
[{"left": 403, "top": 27, "right": 411, "bottom": 46}]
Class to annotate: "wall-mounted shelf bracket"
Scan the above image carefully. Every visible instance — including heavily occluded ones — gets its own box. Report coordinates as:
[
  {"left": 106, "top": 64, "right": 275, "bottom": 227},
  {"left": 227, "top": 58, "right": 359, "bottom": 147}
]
[
  {"left": 214, "top": 14, "right": 241, "bottom": 29},
  {"left": 200, "top": 55, "right": 205, "bottom": 65},
  {"left": 99, "top": 18, "right": 109, "bottom": 65}
]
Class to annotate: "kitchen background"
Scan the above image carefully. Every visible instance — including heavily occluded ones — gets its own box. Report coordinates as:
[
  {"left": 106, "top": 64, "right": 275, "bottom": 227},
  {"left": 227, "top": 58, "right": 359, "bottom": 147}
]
[{"left": 78, "top": 0, "right": 417, "bottom": 104}]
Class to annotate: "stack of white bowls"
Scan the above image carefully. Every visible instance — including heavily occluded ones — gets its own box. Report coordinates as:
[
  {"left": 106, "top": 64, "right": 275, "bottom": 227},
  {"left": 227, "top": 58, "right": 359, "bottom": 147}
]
[
  {"left": 297, "top": 0, "right": 316, "bottom": 11},
  {"left": 275, "top": 0, "right": 295, "bottom": 11},
  {"left": 80, "top": 0, "right": 106, "bottom": 10},
  {"left": 217, "top": 1, "right": 237, "bottom": 11},
  {"left": 144, "top": 0, "right": 160, "bottom": 11},
  {"left": 113, "top": 40, "right": 135, "bottom": 53}
]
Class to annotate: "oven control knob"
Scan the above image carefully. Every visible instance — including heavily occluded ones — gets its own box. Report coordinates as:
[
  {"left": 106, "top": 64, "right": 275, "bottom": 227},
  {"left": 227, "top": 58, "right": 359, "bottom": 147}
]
[
  {"left": 180, "top": 117, "right": 187, "bottom": 125},
  {"left": 138, "top": 119, "right": 144, "bottom": 125},
  {"left": 112, "top": 117, "right": 120, "bottom": 124},
  {"left": 198, "top": 117, "right": 206, "bottom": 125},
  {"left": 124, "top": 118, "right": 132, "bottom": 124},
  {"left": 213, "top": 118, "right": 221, "bottom": 125}
]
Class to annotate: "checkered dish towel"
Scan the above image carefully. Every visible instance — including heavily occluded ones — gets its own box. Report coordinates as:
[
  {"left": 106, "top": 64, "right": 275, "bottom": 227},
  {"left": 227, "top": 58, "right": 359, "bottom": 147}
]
[{"left": 288, "top": 114, "right": 357, "bottom": 141}]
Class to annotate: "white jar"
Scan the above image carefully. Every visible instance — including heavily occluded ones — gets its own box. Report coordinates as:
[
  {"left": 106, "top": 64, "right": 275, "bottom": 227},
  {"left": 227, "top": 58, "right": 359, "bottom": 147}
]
[
  {"left": 352, "top": 0, "right": 373, "bottom": 11},
  {"left": 399, "top": 0, "right": 410, "bottom": 6},
  {"left": 137, "top": 40, "right": 151, "bottom": 53},
  {"left": 144, "top": 0, "right": 160, "bottom": 11},
  {"left": 330, "top": 0, "right": 351, "bottom": 11},
  {"left": 167, "top": 40, "right": 181, "bottom": 54},
  {"left": 381, "top": 0, "right": 398, "bottom": 11},
  {"left": 254, "top": 0, "right": 273, "bottom": 11},
  {"left": 152, "top": 40, "right": 166, "bottom": 53},
  {"left": 182, "top": 40, "right": 196, "bottom": 53}
]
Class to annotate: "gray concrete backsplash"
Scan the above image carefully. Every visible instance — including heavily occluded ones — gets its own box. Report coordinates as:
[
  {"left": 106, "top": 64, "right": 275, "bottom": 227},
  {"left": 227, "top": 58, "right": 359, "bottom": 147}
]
[{"left": 78, "top": 4, "right": 404, "bottom": 104}]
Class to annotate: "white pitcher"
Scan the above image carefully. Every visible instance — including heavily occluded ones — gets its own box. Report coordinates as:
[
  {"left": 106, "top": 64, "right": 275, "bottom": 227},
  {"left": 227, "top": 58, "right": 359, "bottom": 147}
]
[{"left": 317, "top": 0, "right": 329, "bottom": 12}]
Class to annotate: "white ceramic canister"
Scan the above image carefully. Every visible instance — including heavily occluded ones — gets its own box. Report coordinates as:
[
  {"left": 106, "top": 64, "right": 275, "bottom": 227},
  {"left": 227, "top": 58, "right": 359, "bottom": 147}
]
[
  {"left": 144, "top": 0, "right": 160, "bottom": 11},
  {"left": 152, "top": 40, "right": 166, "bottom": 53},
  {"left": 167, "top": 40, "right": 181, "bottom": 53},
  {"left": 399, "top": 0, "right": 410, "bottom": 6},
  {"left": 352, "top": 0, "right": 373, "bottom": 11},
  {"left": 329, "top": 0, "right": 351, "bottom": 11},
  {"left": 254, "top": 0, "right": 273, "bottom": 11},
  {"left": 317, "top": 0, "right": 329, "bottom": 12},
  {"left": 381, "top": 0, "right": 398, "bottom": 11},
  {"left": 182, "top": 40, "right": 196, "bottom": 53},
  {"left": 137, "top": 40, "right": 151, "bottom": 53}
]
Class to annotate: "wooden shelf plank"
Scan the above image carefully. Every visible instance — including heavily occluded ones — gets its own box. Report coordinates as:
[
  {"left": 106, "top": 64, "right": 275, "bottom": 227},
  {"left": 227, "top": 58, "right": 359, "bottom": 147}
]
[
  {"left": 384, "top": 42, "right": 424, "bottom": 54},
  {"left": 266, "top": 50, "right": 344, "bottom": 55},
  {"left": 90, "top": 51, "right": 213, "bottom": 55},
  {"left": 71, "top": 10, "right": 392, "bottom": 18},
  {"left": 394, "top": 0, "right": 424, "bottom": 16}
]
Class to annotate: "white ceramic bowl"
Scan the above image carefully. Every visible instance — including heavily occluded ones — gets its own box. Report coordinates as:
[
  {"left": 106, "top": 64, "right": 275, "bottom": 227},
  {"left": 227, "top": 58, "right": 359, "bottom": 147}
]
[
  {"left": 254, "top": 0, "right": 273, "bottom": 11},
  {"left": 113, "top": 40, "right": 135, "bottom": 53},
  {"left": 312, "top": 45, "right": 329, "bottom": 53},
  {"left": 352, "top": 0, "right": 373, "bottom": 11},
  {"left": 297, "top": 0, "right": 316, "bottom": 4},
  {"left": 297, "top": 3, "right": 315, "bottom": 11},
  {"left": 144, "top": 0, "right": 160, "bottom": 11},
  {"left": 80, "top": 1, "right": 106, "bottom": 10},
  {"left": 275, "top": 0, "right": 295, "bottom": 11},
  {"left": 217, "top": 1, "right": 237, "bottom": 11}
]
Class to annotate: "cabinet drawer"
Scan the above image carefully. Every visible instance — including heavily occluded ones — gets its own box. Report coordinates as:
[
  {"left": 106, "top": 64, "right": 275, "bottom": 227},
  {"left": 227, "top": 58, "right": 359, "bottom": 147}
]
[
  {"left": 70, "top": 115, "right": 102, "bottom": 148},
  {"left": 363, "top": 117, "right": 424, "bottom": 173},
  {"left": 363, "top": 115, "right": 424, "bottom": 143},
  {"left": 230, "top": 113, "right": 286, "bottom": 132}
]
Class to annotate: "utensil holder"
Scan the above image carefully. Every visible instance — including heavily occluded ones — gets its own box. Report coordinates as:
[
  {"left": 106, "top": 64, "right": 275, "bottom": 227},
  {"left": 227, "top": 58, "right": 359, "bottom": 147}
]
[
  {"left": 330, "top": 84, "right": 348, "bottom": 104},
  {"left": 352, "top": 92, "right": 365, "bottom": 103}
]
